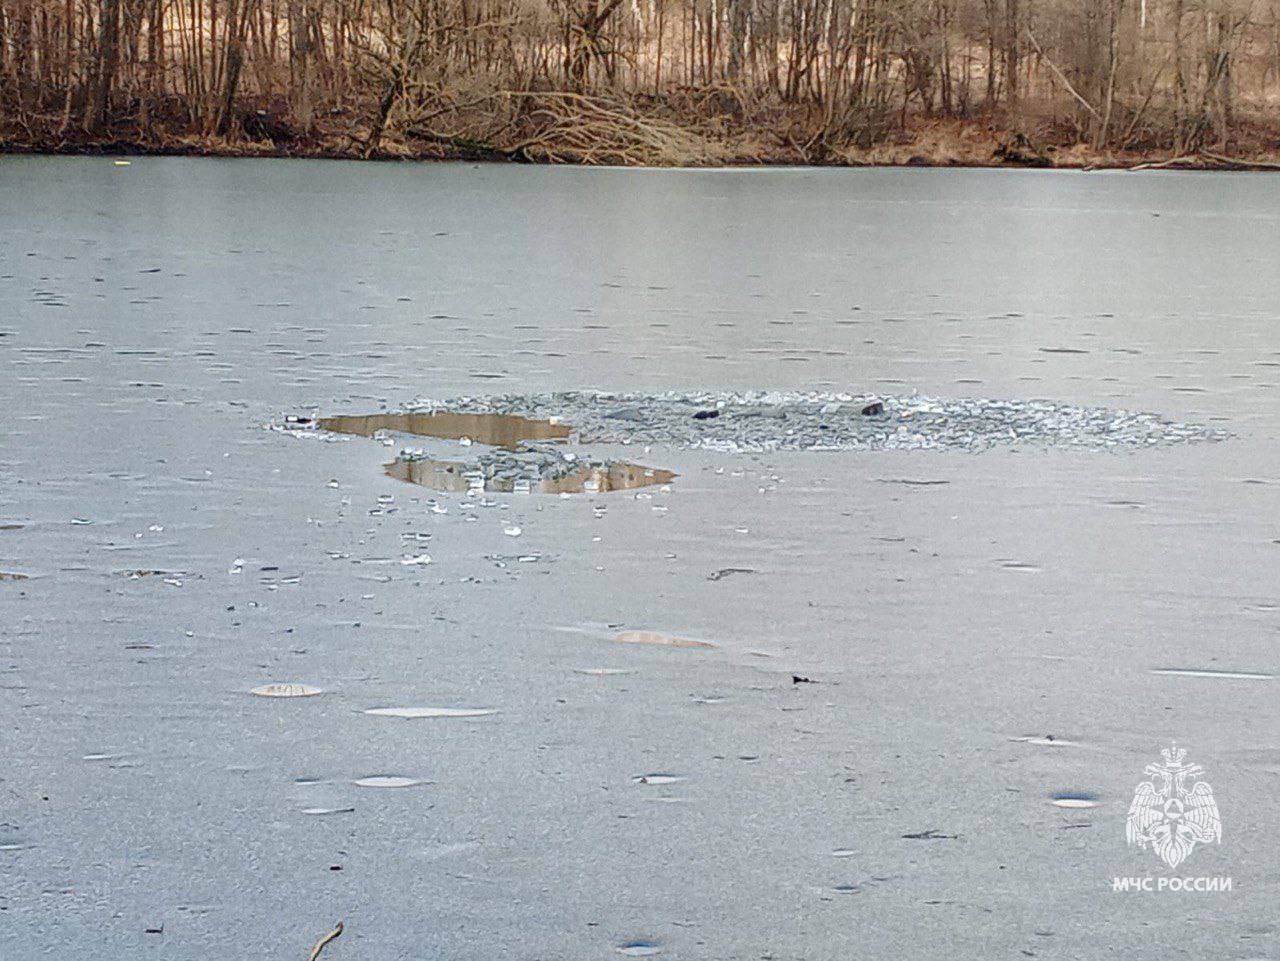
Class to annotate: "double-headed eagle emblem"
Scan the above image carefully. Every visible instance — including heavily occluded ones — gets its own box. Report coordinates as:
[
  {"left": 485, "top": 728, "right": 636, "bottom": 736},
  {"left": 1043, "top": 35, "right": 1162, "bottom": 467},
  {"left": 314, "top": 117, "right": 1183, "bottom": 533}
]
[{"left": 1125, "top": 743, "right": 1221, "bottom": 869}]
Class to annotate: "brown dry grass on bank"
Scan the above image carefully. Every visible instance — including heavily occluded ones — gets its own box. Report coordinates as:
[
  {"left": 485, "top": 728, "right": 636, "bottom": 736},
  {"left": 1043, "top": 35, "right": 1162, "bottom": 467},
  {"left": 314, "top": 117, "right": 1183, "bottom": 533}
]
[
  {"left": 5, "top": 94, "right": 1280, "bottom": 170},
  {"left": 6, "top": 124, "right": 1280, "bottom": 171}
]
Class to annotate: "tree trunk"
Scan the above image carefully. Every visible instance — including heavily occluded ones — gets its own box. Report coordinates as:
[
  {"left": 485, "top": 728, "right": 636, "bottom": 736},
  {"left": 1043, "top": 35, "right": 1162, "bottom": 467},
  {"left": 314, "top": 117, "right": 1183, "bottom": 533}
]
[
  {"left": 216, "top": 40, "right": 244, "bottom": 135},
  {"left": 1003, "top": 0, "right": 1019, "bottom": 113},
  {"left": 88, "top": 0, "right": 122, "bottom": 131},
  {"left": 727, "top": 0, "right": 749, "bottom": 79},
  {"left": 289, "top": 0, "right": 314, "bottom": 131}
]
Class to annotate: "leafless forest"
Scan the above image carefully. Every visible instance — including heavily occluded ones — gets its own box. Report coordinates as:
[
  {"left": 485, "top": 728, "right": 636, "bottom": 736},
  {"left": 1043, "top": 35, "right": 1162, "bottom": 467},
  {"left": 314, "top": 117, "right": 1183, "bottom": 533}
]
[{"left": 2, "top": 0, "right": 1280, "bottom": 164}]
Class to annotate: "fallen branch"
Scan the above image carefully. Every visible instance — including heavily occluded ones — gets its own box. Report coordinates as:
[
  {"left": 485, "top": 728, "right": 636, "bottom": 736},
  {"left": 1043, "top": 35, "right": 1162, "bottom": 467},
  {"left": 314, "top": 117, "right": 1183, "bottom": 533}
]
[
  {"left": 402, "top": 127, "right": 524, "bottom": 161},
  {"left": 1129, "top": 154, "right": 1199, "bottom": 170},
  {"left": 1130, "top": 152, "right": 1280, "bottom": 171},
  {"left": 1199, "top": 150, "right": 1280, "bottom": 170},
  {"left": 498, "top": 90, "right": 722, "bottom": 165},
  {"left": 1024, "top": 29, "right": 1102, "bottom": 123},
  {"left": 307, "top": 921, "right": 344, "bottom": 961}
]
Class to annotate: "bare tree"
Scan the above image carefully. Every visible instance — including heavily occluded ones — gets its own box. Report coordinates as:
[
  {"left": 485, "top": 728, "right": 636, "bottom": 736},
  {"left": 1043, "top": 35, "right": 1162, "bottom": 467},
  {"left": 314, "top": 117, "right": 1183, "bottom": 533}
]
[{"left": 3, "top": 0, "right": 1280, "bottom": 161}]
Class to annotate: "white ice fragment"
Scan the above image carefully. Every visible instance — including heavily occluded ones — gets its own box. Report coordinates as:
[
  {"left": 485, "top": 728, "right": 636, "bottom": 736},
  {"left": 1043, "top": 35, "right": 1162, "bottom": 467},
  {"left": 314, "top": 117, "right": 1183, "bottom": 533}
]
[
  {"left": 354, "top": 776, "right": 424, "bottom": 788},
  {"left": 363, "top": 707, "right": 496, "bottom": 719},
  {"left": 251, "top": 683, "right": 322, "bottom": 698}
]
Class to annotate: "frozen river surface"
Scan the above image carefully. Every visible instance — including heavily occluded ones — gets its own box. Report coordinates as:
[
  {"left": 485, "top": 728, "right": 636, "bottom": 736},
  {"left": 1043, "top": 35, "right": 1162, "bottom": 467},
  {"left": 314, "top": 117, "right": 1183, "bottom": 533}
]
[{"left": 2, "top": 157, "right": 1280, "bottom": 959}]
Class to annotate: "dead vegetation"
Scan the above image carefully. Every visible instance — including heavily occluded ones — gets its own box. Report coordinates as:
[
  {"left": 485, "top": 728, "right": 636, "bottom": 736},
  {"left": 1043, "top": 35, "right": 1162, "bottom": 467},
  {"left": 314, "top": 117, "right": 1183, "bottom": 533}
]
[
  {"left": 305, "top": 922, "right": 343, "bottom": 961},
  {"left": 3, "top": 0, "right": 1280, "bottom": 166}
]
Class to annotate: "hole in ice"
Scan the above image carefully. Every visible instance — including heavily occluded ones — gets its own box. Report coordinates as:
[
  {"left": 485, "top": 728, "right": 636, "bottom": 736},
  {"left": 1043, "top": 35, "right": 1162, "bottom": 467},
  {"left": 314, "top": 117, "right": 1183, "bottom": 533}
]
[
  {"left": 386, "top": 457, "right": 673, "bottom": 494},
  {"left": 320, "top": 411, "right": 571, "bottom": 446}
]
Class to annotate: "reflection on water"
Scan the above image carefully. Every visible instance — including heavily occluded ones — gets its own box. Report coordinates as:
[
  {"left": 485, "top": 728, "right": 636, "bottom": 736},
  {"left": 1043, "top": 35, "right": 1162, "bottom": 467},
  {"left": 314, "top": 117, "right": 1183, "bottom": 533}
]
[
  {"left": 319, "top": 409, "right": 675, "bottom": 494},
  {"left": 385, "top": 458, "right": 473, "bottom": 491},
  {"left": 542, "top": 463, "right": 676, "bottom": 494},
  {"left": 319, "top": 411, "right": 571, "bottom": 446},
  {"left": 386, "top": 457, "right": 675, "bottom": 494}
]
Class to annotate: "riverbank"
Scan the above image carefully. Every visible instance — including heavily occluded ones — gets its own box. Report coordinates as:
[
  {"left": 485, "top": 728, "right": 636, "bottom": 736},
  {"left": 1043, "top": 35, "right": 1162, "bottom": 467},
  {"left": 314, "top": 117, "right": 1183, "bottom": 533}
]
[{"left": 6, "top": 112, "right": 1280, "bottom": 170}]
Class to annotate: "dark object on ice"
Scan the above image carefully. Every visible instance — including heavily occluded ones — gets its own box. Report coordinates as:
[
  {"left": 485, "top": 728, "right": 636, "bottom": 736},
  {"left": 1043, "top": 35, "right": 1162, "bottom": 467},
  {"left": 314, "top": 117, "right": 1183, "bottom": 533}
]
[
  {"left": 860, "top": 401, "right": 885, "bottom": 416},
  {"left": 708, "top": 567, "right": 755, "bottom": 581},
  {"left": 902, "top": 828, "right": 958, "bottom": 840},
  {"left": 285, "top": 414, "right": 314, "bottom": 426},
  {"left": 792, "top": 674, "right": 813, "bottom": 684},
  {"left": 692, "top": 409, "right": 720, "bottom": 420}
]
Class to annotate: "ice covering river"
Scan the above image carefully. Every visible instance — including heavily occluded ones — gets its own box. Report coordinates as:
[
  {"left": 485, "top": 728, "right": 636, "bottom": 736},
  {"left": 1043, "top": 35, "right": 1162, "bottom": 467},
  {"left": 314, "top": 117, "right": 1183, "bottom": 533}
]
[{"left": 2, "top": 157, "right": 1279, "bottom": 959}]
